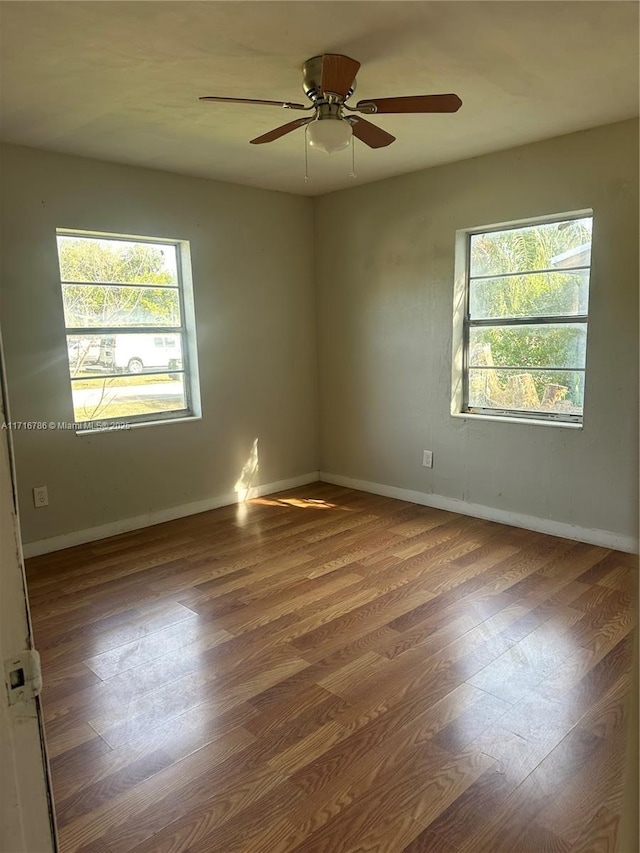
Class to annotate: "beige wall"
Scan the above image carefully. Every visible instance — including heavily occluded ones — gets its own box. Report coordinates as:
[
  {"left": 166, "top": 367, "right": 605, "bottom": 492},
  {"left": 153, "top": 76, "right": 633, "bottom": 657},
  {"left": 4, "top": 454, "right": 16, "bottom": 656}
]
[
  {"left": 1, "top": 121, "right": 637, "bottom": 550},
  {"left": 315, "top": 120, "right": 639, "bottom": 546},
  {"left": 0, "top": 144, "right": 319, "bottom": 544}
]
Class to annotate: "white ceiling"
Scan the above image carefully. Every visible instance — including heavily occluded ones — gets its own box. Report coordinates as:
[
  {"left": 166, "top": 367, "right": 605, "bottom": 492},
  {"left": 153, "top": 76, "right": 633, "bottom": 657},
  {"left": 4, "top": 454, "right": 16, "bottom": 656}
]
[{"left": 1, "top": 1, "right": 638, "bottom": 196}]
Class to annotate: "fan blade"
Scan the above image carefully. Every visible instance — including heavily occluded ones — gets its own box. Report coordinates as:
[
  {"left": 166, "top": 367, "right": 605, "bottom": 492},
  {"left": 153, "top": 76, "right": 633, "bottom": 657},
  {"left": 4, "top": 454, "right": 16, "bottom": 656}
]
[
  {"left": 321, "top": 54, "right": 361, "bottom": 98},
  {"left": 200, "top": 96, "right": 308, "bottom": 110},
  {"left": 350, "top": 117, "right": 395, "bottom": 149},
  {"left": 250, "top": 117, "right": 313, "bottom": 145},
  {"left": 355, "top": 94, "right": 462, "bottom": 114}
]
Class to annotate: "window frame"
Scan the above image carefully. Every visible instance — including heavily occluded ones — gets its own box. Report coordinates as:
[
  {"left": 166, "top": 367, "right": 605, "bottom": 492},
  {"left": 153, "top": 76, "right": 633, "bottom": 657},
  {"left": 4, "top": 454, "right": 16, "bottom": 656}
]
[
  {"left": 452, "top": 210, "right": 593, "bottom": 426},
  {"left": 56, "top": 228, "right": 200, "bottom": 431}
]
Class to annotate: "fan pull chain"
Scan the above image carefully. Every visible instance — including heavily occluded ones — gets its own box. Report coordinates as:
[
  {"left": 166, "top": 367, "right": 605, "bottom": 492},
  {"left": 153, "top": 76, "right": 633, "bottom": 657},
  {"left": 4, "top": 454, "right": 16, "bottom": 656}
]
[
  {"left": 304, "top": 124, "right": 310, "bottom": 183},
  {"left": 349, "top": 133, "right": 356, "bottom": 179}
]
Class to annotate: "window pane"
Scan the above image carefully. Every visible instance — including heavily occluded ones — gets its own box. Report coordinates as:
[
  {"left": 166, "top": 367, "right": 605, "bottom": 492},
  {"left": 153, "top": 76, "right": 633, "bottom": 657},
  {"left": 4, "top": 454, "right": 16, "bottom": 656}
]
[
  {"left": 467, "top": 368, "right": 584, "bottom": 415},
  {"left": 469, "top": 270, "right": 589, "bottom": 319},
  {"left": 57, "top": 236, "right": 178, "bottom": 285},
  {"left": 71, "top": 374, "right": 186, "bottom": 423},
  {"left": 62, "top": 284, "right": 181, "bottom": 328},
  {"left": 469, "top": 323, "right": 587, "bottom": 370},
  {"left": 67, "top": 333, "right": 183, "bottom": 378},
  {"left": 469, "top": 217, "right": 592, "bottom": 277}
]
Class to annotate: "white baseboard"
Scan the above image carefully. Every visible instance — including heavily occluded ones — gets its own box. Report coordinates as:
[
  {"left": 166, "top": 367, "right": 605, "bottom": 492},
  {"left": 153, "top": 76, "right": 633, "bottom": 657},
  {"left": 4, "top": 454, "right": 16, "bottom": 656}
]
[
  {"left": 320, "top": 472, "right": 639, "bottom": 555},
  {"left": 23, "top": 469, "right": 638, "bottom": 558},
  {"left": 22, "top": 471, "right": 320, "bottom": 558}
]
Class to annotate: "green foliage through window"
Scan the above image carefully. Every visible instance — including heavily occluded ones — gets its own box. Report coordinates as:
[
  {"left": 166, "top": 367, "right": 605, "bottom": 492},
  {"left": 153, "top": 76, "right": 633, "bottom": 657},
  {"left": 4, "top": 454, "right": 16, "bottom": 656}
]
[
  {"left": 465, "top": 215, "right": 592, "bottom": 418},
  {"left": 56, "top": 233, "right": 193, "bottom": 426}
]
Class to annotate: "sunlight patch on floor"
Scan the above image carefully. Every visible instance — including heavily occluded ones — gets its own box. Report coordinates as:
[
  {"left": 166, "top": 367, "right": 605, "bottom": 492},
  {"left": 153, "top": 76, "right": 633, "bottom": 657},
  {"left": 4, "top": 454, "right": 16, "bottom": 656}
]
[{"left": 250, "top": 496, "right": 336, "bottom": 510}]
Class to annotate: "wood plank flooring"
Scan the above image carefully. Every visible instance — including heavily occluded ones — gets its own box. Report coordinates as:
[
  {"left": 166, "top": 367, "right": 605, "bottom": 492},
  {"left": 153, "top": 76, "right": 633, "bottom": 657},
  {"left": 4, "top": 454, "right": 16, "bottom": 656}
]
[{"left": 25, "top": 484, "right": 637, "bottom": 853}]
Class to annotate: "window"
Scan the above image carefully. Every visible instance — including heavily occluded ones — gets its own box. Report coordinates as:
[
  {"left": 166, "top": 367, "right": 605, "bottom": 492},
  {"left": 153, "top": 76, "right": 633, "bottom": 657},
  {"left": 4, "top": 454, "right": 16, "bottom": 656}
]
[
  {"left": 56, "top": 230, "right": 200, "bottom": 429},
  {"left": 452, "top": 212, "right": 592, "bottom": 424}
]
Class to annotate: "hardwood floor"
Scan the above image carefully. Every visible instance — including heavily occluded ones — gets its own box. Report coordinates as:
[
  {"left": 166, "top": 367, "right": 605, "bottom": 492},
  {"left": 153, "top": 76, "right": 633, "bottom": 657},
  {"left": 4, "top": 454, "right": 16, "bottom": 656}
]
[{"left": 25, "top": 484, "right": 637, "bottom": 853}]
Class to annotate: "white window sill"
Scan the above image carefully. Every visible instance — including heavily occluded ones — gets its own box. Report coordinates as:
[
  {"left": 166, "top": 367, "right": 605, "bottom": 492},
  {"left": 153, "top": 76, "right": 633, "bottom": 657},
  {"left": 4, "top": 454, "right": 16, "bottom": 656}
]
[
  {"left": 74, "top": 414, "right": 202, "bottom": 435},
  {"left": 451, "top": 412, "right": 582, "bottom": 429}
]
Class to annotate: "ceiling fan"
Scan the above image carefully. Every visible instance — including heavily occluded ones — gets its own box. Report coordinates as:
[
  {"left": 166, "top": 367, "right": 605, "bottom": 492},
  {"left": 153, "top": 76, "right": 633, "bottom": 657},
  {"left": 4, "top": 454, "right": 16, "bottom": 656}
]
[{"left": 200, "top": 54, "right": 462, "bottom": 154}]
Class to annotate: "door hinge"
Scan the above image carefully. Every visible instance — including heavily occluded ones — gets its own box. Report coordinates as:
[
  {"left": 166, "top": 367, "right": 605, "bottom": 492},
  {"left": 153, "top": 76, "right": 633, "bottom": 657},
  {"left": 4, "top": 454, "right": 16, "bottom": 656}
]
[{"left": 4, "top": 650, "right": 42, "bottom": 705}]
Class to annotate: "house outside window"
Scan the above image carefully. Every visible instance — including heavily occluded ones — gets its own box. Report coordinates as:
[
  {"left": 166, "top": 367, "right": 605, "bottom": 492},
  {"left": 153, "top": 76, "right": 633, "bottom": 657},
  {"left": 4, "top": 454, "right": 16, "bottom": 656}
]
[
  {"left": 451, "top": 211, "right": 593, "bottom": 425},
  {"left": 56, "top": 230, "right": 200, "bottom": 430}
]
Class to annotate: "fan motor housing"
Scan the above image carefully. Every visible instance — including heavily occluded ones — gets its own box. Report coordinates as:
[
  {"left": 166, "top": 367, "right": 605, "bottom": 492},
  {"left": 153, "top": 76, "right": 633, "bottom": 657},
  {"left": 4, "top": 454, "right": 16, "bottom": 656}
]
[{"left": 302, "top": 55, "right": 357, "bottom": 102}]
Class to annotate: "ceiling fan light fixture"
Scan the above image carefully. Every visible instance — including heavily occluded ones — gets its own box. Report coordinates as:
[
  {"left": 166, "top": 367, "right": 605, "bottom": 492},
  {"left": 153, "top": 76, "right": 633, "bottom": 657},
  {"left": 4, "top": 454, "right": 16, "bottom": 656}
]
[
  {"left": 307, "top": 117, "right": 352, "bottom": 154},
  {"left": 200, "top": 53, "right": 462, "bottom": 154}
]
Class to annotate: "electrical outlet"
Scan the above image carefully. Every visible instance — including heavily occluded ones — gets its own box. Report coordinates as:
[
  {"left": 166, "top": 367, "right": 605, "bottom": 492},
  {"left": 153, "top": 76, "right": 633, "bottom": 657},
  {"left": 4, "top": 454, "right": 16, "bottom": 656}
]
[
  {"left": 422, "top": 450, "right": 433, "bottom": 469},
  {"left": 33, "top": 486, "right": 48, "bottom": 508}
]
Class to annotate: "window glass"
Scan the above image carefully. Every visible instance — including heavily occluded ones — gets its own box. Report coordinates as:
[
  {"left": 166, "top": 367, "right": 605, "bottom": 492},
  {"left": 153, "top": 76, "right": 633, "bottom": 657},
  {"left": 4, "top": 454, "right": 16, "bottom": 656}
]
[
  {"left": 461, "top": 214, "right": 592, "bottom": 423},
  {"left": 57, "top": 232, "right": 197, "bottom": 427}
]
